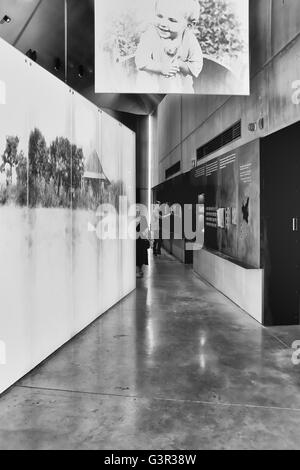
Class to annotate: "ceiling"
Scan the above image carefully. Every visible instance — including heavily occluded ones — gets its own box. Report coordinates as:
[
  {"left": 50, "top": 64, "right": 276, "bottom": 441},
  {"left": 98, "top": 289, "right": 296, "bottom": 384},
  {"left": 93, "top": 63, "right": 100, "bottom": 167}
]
[{"left": 0, "top": 0, "right": 163, "bottom": 119}]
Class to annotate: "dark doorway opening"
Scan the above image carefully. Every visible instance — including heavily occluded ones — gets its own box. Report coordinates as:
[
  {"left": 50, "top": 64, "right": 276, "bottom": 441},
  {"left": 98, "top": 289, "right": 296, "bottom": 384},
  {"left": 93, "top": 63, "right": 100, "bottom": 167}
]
[{"left": 261, "top": 121, "right": 300, "bottom": 326}]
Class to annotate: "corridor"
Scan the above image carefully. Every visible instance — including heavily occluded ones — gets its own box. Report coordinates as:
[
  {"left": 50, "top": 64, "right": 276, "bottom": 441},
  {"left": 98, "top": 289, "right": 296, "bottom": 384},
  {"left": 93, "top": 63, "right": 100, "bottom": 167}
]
[{"left": 0, "top": 252, "right": 300, "bottom": 450}]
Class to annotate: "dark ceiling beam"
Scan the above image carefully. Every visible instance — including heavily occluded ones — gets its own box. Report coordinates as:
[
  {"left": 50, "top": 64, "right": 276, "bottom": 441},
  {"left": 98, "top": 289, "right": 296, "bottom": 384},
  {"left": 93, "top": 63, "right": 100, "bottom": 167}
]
[{"left": 13, "top": 0, "right": 44, "bottom": 47}]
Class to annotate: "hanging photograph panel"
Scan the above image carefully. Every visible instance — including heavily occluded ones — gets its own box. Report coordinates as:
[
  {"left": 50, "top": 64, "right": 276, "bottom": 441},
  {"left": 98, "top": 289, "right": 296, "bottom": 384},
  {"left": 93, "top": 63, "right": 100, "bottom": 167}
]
[{"left": 95, "top": 0, "right": 249, "bottom": 95}]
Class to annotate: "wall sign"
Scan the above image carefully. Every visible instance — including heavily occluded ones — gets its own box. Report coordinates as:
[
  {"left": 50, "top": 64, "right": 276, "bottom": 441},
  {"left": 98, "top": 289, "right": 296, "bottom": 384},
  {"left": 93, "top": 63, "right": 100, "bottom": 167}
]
[{"left": 192, "top": 142, "right": 260, "bottom": 267}]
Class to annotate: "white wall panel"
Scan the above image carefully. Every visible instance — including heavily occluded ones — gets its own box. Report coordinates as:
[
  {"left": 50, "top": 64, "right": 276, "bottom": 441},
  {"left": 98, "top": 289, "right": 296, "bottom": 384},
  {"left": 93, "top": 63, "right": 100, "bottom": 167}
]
[
  {"left": 26, "top": 63, "right": 73, "bottom": 366},
  {"left": 71, "top": 92, "right": 101, "bottom": 333},
  {"left": 0, "top": 40, "right": 33, "bottom": 390},
  {"left": 0, "top": 38, "right": 136, "bottom": 394}
]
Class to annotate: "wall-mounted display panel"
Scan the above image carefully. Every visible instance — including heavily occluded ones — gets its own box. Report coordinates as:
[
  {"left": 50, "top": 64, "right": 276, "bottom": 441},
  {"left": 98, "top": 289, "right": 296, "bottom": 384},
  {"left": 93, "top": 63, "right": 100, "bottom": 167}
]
[{"left": 191, "top": 140, "right": 260, "bottom": 268}]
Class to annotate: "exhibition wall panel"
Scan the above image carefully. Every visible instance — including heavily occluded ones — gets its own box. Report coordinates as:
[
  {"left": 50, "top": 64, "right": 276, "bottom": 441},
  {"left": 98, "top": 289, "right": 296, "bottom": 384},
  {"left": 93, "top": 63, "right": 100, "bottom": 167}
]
[
  {"left": 0, "top": 39, "right": 32, "bottom": 391},
  {"left": 189, "top": 140, "right": 260, "bottom": 268},
  {"left": 0, "top": 38, "right": 136, "bottom": 393},
  {"left": 100, "top": 111, "right": 123, "bottom": 314},
  {"left": 26, "top": 61, "right": 73, "bottom": 366},
  {"left": 71, "top": 92, "right": 101, "bottom": 333},
  {"left": 120, "top": 124, "right": 136, "bottom": 299}
]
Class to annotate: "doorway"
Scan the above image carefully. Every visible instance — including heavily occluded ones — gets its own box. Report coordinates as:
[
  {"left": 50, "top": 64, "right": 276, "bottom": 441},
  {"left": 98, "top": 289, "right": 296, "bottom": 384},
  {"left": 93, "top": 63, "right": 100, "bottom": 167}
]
[{"left": 261, "top": 121, "right": 300, "bottom": 326}]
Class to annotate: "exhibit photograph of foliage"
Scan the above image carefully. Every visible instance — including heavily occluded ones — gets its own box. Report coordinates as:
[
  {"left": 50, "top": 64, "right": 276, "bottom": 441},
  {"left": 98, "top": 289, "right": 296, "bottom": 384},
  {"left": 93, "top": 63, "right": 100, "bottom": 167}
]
[
  {"left": 0, "top": 135, "right": 27, "bottom": 206},
  {"left": 103, "top": 0, "right": 246, "bottom": 63},
  {"left": 0, "top": 129, "right": 125, "bottom": 210}
]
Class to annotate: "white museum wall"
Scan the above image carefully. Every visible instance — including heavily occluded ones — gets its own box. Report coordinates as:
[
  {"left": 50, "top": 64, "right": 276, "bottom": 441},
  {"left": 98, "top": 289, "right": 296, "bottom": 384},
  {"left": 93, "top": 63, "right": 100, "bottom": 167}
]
[
  {"left": 72, "top": 91, "right": 101, "bottom": 334},
  {"left": 0, "top": 37, "right": 136, "bottom": 394},
  {"left": 27, "top": 62, "right": 73, "bottom": 367}
]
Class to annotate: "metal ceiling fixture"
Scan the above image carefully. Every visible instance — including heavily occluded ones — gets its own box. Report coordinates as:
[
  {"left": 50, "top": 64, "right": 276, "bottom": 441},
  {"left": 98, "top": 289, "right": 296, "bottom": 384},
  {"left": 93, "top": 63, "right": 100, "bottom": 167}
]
[
  {"left": 78, "top": 65, "right": 84, "bottom": 79},
  {"left": 54, "top": 57, "right": 61, "bottom": 71},
  {"left": 0, "top": 15, "right": 12, "bottom": 24}
]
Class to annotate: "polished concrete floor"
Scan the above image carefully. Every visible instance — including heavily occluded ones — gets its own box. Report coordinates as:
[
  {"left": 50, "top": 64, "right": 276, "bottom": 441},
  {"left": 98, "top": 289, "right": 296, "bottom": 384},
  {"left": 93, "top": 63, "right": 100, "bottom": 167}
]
[{"left": 1, "top": 251, "right": 300, "bottom": 449}]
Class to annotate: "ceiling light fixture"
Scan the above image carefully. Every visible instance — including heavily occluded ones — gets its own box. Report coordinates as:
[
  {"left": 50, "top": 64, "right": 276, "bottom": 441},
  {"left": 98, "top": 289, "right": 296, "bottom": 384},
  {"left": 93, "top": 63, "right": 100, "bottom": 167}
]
[
  {"left": 54, "top": 57, "right": 61, "bottom": 71},
  {"left": 0, "top": 15, "right": 12, "bottom": 24},
  {"left": 78, "top": 65, "right": 84, "bottom": 79}
]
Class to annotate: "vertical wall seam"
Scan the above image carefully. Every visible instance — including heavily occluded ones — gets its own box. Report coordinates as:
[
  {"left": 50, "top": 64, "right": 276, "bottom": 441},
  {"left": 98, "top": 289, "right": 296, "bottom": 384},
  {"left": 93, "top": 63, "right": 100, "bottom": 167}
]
[
  {"left": 64, "top": 0, "right": 68, "bottom": 84},
  {"left": 181, "top": 95, "right": 183, "bottom": 173}
]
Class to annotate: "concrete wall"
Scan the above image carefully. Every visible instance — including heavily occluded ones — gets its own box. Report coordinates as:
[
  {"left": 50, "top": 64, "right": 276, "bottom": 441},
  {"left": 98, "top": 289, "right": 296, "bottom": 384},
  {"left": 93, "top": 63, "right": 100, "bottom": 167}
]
[
  {"left": 155, "top": 0, "right": 300, "bottom": 184},
  {"left": 136, "top": 116, "right": 149, "bottom": 207},
  {"left": 194, "top": 249, "right": 264, "bottom": 323},
  {"left": 163, "top": 239, "right": 186, "bottom": 264}
]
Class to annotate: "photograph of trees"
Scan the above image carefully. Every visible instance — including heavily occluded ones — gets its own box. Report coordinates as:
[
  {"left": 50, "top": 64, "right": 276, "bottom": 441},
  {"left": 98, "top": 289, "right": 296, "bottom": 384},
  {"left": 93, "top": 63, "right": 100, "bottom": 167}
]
[{"left": 0, "top": 128, "right": 124, "bottom": 210}]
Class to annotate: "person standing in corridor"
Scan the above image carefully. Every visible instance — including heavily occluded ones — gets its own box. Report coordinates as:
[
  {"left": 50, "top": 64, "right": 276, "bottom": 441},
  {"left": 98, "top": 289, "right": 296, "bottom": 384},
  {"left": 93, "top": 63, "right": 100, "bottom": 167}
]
[
  {"left": 136, "top": 208, "right": 150, "bottom": 277},
  {"left": 152, "top": 201, "right": 163, "bottom": 256}
]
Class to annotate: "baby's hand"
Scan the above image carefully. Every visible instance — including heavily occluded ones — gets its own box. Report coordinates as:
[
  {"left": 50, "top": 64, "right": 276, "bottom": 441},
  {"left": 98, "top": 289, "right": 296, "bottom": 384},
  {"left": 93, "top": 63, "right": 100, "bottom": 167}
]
[
  {"left": 176, "top": 59, "right": 190, "bottom": 76},
  {"left": 161, "top": 63, "right": 179, "bottom": 77}
]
